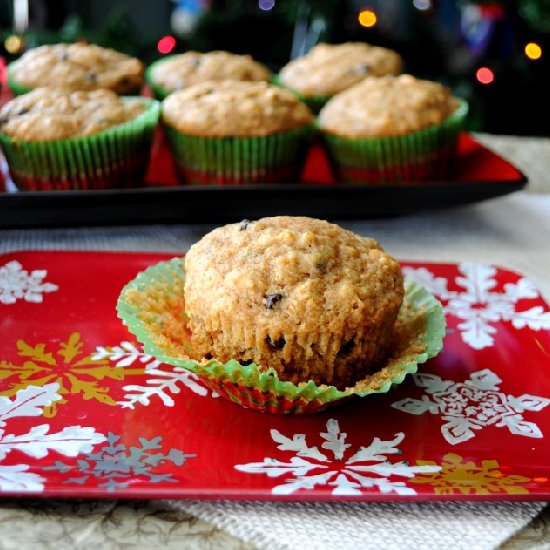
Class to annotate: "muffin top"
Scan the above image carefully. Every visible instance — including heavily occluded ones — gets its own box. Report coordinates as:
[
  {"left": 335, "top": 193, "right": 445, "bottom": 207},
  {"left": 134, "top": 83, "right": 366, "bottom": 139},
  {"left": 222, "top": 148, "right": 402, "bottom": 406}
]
[
  {"left": 150, "top": 50, "right": 270, "bottom": 93},
  {"left": 8, "top": 43, "right": 144, "bottom": 94},
  {"left": 319, "top": 74, "right": 460, "bottom": 138},
  {"left": 161, "top": 80, "right": 313, "bottom": 136},
  {"left": 279, "top": 42, "right": 402, "bottom": 97},
  {"left": 0, "top": 87, "right": 146, "bottom": 141}
]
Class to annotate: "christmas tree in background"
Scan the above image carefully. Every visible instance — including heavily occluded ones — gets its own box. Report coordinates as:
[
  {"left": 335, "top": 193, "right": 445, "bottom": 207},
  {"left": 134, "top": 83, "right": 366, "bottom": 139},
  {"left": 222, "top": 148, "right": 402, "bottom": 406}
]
[{"left": 1, "top": 0, "right": 549, "bottom": 135}]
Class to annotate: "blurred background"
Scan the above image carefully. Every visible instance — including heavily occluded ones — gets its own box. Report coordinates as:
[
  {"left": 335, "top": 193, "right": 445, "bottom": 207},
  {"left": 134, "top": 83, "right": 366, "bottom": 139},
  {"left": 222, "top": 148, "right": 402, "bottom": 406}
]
[{"left": 0, "top": 0, "right": 549, "bottom": 136}]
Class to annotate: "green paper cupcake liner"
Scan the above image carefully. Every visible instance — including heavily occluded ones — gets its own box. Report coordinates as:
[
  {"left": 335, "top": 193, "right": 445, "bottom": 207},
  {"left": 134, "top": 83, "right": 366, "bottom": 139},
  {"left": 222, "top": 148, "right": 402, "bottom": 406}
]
[
  {"left": 116, "top": 256, "right": 446, "bottom": 414},
  {"left": 145, "top": 57, "right": 176, "bottom": 100},
  {"left": 0, "top": 97, "right": 160, "bottom": 190},
  {"left": 271, "top": 74, "right": 331, "bottom": 114},
  {"left": 321, "top": 99, "right": 469, "bottom": 184},
  {"left": 163, "top": 123, "right": 315, "bottom": 185}
]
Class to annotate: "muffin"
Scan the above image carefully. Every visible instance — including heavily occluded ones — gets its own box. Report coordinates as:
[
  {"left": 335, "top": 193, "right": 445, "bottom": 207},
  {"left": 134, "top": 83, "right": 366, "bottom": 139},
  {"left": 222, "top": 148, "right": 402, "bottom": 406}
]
[
  {"left": 146, "top": 50, "right": 271, "bottom": 100},
  {"left": 277, "top": 42, "right": 402, "bottom": 112},
  {"left": 117, "top": 217, "right": 446, "bottom": 414},
  {"left": 7, "top": 43, "right": 144, "bottom": 95},
  {"left": 319, "top": 74, "right": 468, "bottom": 184},
  {"left": 0, "top": 87, "right": 160, "bottom": 190},
  {"left": 161, "top": 80, "right": 314, "bottom": 184}
]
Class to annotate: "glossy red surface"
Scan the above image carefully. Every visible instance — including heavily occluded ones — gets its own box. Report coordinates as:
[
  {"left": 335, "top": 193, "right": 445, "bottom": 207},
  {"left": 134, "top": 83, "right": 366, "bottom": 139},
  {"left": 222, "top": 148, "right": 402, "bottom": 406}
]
[{"left": 1, "top": 251, "right": 550, "bottom": 501}]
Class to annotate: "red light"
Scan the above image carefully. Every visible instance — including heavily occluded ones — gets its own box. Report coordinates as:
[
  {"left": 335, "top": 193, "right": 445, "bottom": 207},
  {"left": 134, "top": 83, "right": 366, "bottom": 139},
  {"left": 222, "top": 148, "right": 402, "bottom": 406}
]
[
  {"left": 157, "top": 35, "right": 176, "bottom": 55},
  {"left": 476, "top": 66, "right": 494, "bottom": 85}
]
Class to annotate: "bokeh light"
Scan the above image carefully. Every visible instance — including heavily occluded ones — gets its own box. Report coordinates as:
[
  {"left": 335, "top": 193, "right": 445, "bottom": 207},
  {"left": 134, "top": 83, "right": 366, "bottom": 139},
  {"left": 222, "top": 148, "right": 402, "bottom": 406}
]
[
  {"left": 259, "top": 0, "right": 275, "bottom": 11},
  {"left": 525, "top": 42, "right": 542, "bottom": 60},
  {"left": 358, "top": 9, "right": 377, "bottom": 28},
  {"left": 4, "top": 34, "right": 24, "bottom": 54},
  {"left": 157, "top": 35, "right": 176, "bottom": 55},
  {"left": 476, "top": 66, "right": 494, "bottom": 85},
  {"left": 413, "top": 0, "right": 432, "bottom": 11}
]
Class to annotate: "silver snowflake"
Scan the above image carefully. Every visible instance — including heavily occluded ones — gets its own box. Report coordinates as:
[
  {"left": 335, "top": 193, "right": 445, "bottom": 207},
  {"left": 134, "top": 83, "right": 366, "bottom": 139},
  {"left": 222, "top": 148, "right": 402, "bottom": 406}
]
[
  {"left": 0, "top": 383, "right": 106, "bottom": 493},
  {"left": 92, "top": 341, "right": 216, "bottom": 408},
  {"left": 45, "top": 432, "right": 196, "bottom": 492},
  {"left": 392, "top": 369, "right": 550, "bottom": 445},
  {"left": 403, "top": 262, "right": 550, "bottom": 349},
  {"left": 0, "top": 260, "right": 59, "bottom": 305},
  {"left": 235, "top": 419, "right": 439, "bottom": 496}
]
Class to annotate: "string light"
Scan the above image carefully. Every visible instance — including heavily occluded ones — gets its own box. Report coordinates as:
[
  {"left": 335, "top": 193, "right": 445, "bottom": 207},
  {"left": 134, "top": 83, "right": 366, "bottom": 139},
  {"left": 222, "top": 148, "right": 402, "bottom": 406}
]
[
  {"left": 4, "top": 34, "right": 24, "bottom": 54},
  {"left": 413, "top": 0, "right": 432, "bottom": 11},
  {"left": 358, "top": 9, "right": 377, "bottom": 28},
  {"left": 525, "top": 42, "right": 542, "bottom": 60},
  {"left": 259, "top": 0, "right": 275, "bottom": 11},
  {"left": 157, "top": 35, "right": 176, "bottom": 55},
  {"left": 476, "top": 66, "right": 494, "bottom": 85}
]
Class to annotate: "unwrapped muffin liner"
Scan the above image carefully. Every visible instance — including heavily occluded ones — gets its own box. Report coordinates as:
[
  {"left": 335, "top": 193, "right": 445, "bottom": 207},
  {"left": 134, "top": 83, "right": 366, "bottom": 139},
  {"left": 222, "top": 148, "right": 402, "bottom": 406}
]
[
  {"left": 0, "top": 98, "right": 160, "bottom": 190},
  {"left": 321, "top": 99, "right": 469, "bottom": 184},
  {"left": 117, "top": 256, "right": 446, "bottom": 414},
  {"left": 163, "top": 123, "right": 314, "bottom": 185}
]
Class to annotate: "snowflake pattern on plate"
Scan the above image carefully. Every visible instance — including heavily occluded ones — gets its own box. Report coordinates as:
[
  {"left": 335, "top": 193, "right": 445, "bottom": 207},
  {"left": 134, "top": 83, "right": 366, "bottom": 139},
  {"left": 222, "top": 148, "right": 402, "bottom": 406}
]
[
  {"left": 0, "top": 383, "right": 106, "bottom": 493},
  {"left": 403, "top": 262, "right": 550, "bottom": 349},
  {"left": 0, "top": 260, "right": 59, "bottom": 305},
  {"left": 92, "top": 341, "right": 217, "bottom": 409},
  {"left": 44, "top": 432, "right": 197, "bottom": 492},
  {"left": 410, "top": 452, "right": 532, "bottom": 495},
  {"left": 234, "top": 419, "right": 440, "bottom": 496},
  {"left": 392, "top": 369, "right": 550, "bottom": 445}
]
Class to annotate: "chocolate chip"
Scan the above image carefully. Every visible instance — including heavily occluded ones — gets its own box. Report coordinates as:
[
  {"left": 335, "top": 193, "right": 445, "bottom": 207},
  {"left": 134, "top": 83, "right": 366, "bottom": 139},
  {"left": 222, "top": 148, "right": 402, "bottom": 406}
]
[
  {"left": 265, "top": 293, "right": 283, "bottom": 310},
  {"left": 86, "top": 72, "right": 98, "bottom": 83},
  {"left": 354, "top": 63, "right": 370, "bottom": 74},
  {"left": 338, "top": 339, "right": 355, "bottom": 355},
  {"left": 16, "top": 108, "right": 30, "bottom": 116},
  {"left": 266, "top": 335, "right": 286, "bottom": 349},
  {"left": 239, "top": 219, "right": 251, "bottom": 231},
  {"left": 60, "top": 52, "right": 69, "bottom": 61},
  {"left": 190, "top": 57, "right": 201, "bottom": 68}
]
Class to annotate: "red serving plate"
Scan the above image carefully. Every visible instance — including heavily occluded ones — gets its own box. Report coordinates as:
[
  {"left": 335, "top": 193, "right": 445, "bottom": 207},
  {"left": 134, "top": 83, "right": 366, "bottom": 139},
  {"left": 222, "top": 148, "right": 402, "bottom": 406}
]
[{"left": 1, "top": 250, "right": 550, "bottom": 501}]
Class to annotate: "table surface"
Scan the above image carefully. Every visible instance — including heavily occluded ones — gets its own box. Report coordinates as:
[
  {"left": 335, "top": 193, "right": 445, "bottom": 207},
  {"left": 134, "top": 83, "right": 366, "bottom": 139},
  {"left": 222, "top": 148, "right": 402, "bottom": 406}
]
[{"left": 1, "top": 132, "right": 550, "bottom": 549}]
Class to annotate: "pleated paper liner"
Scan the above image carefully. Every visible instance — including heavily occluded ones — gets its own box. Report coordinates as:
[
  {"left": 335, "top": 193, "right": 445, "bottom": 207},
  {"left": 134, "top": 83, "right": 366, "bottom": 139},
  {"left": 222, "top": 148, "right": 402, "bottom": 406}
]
[
  {"left": 163, "top": 124, "right": 315, "bottom": 185},
  {"left": 116, "top": 256, "right": 446, "bottom": 414},
  {"left": 0, "top": 97, "right": 160, "bottom": 190},
  {"left": 271, "top": 74, "right": 331, "bottom": 114},
  {"left": 321, "top": 99, "right": 469, "bottom": 184}
]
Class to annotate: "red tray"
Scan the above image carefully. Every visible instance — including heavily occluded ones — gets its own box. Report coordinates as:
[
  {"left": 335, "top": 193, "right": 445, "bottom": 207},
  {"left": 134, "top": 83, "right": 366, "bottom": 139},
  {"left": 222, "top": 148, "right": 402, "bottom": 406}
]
[{"left": 1, "top": 250, "right": 549, "bottom": 501}]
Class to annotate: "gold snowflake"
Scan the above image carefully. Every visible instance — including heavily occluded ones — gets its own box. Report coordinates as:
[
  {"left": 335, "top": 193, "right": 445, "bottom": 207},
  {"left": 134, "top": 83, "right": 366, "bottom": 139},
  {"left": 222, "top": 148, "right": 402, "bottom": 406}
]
[
  {"left": 410, "top": 453, "right": 531, "bottom": 495},
  {"left": 0, "top": 332, "right": 146, "bottom": 417}
]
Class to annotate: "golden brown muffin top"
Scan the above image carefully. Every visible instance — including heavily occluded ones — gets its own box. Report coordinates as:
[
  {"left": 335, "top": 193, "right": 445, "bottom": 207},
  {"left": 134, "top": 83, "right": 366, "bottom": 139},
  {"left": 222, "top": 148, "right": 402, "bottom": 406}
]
[
  {"left": 279, "top": 42, "right": 402, "bottom": 97},
  {"left": 9, "top": 43, "right": 144, "bottom": 94},
  {"left": 161, "top": 80, "right": 313, "bottom": 136},
  {"left": 0, "top": 87, "right": 146, "bottom": 141},
  {"left": 184, "top": 216, "right": 404, "bottom": 339},
  {"left": 150, "top": 50, "right": 270, "bottom": 93},
  {"left": 319, "top": 74, "right": 460, "bottom": 138}
]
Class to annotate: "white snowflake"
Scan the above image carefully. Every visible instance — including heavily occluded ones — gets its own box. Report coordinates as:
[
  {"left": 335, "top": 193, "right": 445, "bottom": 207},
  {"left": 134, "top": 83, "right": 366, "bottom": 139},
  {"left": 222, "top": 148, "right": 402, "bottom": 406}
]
[
  {"left": 92, "top": 341, "right": 216, "bottom": 409},
  {"left": 0, "top": 383, "right": 106, "bottom": 493},
  {"left": 0, "top": 260, "right": 59, "bottom": 305},
  {"left": 392, "top": 369, "right": 550, "bottom": 445},
  {"left": 234, "top": 419, "right": 439, "bottom": 496},
  {"left": 403, "top": 262, "right": 550, "bottom": 349}
]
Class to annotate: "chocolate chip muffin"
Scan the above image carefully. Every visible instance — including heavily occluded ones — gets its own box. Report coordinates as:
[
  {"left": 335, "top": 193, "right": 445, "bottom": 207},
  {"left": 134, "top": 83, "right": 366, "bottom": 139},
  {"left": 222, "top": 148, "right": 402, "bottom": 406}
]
[
  {"left": 277, "top": 42, "right": 402, "bottom": 112},
  {"left": 183, "top": 216, "right": 404, "bottom": 388},
  {"left": 161, "top": 80, "right": 314, "bottom": 183},
  {"left": 318, "top": 74, "right": 468, "bottom": 183},
  {"left": 0, "top": 87, "right": 145, "bottom": 141},
  {"left": 7, "top": 43, "right": 144, "bottom": 95},
  {"left": 0, "top": 87, "right": 159, "bottom": 190},
  {"left": 146, "top": 50, "right": 271, "bottom": 99}
]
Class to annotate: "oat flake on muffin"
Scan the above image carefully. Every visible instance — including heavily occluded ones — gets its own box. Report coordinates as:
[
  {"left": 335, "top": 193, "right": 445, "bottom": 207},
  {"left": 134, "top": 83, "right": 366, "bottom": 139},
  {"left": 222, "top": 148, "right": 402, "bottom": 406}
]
[{"left": 183, "top": 216, "right": 404, "bottom": 389}]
